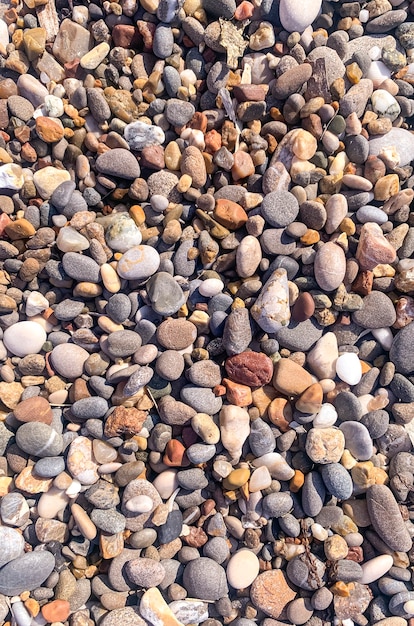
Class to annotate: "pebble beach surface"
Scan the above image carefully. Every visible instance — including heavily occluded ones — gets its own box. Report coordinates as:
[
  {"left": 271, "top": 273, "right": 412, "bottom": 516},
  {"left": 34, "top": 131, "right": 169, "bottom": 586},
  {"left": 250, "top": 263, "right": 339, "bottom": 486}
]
[{"left": 2, "top": 0, "right": 414, "bottom": 625}]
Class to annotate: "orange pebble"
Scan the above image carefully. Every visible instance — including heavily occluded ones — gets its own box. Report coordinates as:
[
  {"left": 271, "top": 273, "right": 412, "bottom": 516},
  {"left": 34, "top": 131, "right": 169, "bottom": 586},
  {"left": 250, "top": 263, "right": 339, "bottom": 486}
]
[
  {"left": 41, "top": 600, "right": 71, "bottom": 623},
  {"left": 290, "top": 470, "right": 305, "bottom": 493},
  {"left": 204, "top": 129, "right": 222, "bottom": 154},
  {"left": 223, "top": 378, "right": 252, "bottom": 407}
]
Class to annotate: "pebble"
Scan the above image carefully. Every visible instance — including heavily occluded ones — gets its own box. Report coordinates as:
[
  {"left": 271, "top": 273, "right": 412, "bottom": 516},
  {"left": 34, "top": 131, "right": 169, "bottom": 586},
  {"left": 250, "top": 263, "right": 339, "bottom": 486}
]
[
  {"left": 0, "top": 551, "right": 55, "bottom": 596},
  {"left": 251, "top": 269, "right": 290, "bottom": 333},
  {"left": 226, "top": 550, "right": 260, "bottom": 589},
  {"left": 183, "top": 558, "right": 228, "bottom": 601},
  {"left": 250, "top": 570, "right": 296, "bottom": 618},
  {"left": 366, "top": 485, "right": 412, "bottom": 552},
  {"left": 117, "top": 246, "right": 160, "bottom": 281},
  {"left": 3, "top": 322, "right": 46, "bottom": 357}
]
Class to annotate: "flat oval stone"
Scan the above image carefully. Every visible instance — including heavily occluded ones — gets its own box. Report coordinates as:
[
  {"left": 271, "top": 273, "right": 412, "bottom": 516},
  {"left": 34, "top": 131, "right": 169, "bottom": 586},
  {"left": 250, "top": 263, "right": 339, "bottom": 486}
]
[
  {"left": 339, "top": 422, "right": 373, "bottom": 461},
  {"left": 71, "top": 397, "right": 109, "bottom": 420},
  {"left": 34, "top": 456, "right": 66, "bottom": 478},
  {"left": 366, "top": 485, "right": 412, "bottom": 552},
  {"left": 226, "top": 550, "right": 260, "bottom": 589},
  {"left": 126, "top": 558, "right": 166, "bottom": 588},
  {"left": 96, "top": 148, "right": 140, "bottom": 180},
  {"left": 319, "top": 463, "right": 353, "bottom": 500},
  {"left": 390, "top": 321, "right": 414, "bottom": 374},
  {"left": 50, "top": 343, "right": 89, "bottom": 379},
  {"left": 0, "top": 551, "right": 55, "bottom": 596},
  {"left": 117, "top": 245, "right": 160, "bottom": 281},
  {"left": 16, "top": 422, "right": 63, "bottom": 458},
  {"left": 3, "top": 321, "right": 46, "bottom": 357},
  {"left": 314, "top": 242, "right": 346, "bottom": 292},
  {"left": 66, "top": 436, "right": 99, "bottom": 485}
]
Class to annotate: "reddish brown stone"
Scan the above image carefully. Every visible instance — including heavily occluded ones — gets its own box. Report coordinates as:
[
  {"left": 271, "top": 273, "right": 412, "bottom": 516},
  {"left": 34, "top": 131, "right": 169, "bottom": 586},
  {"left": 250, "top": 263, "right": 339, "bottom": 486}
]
[
  {"left": 41, "top": 600, "right": 70, "bottom": 623},
  {"left": 393, "top": 296, "right": 414, "bottom": 329},
  {"left": 352, "top": 270, "right": 373, "bottom": 296},
  {"left": 14, "top": 396, "right": 53, "bottom": 425},
  {"left": 213, "top": 198, "right": 248, "bottom": 230},
  {"left": 163, "top": 439, "right": 190, "bottom": 467},
  {"left": 14, "top": 125, "right": 30, "bottom": 143},
  {"left": 225, "top": 352, "right": 273, "bottom": 387},
  {"left": 0, "top": 100, "right": 9, "bottom": 130},
  {"left": 250, "top": 570, "right": 296, "bottom": 618},
  {"left": 183, "top": 526, "right": 208, "bottom": 547},
  {"left": 112, "top": 24, "right": 142, "bottom": 48},
  {"left": 136, "top": 21, "right": 155, "bottom": 50},
  {"left": 140, "top": 144, "right": 165, "bottom": 170},
  {"left": 188, "top": 112, "right": 208, "bottom": 133},
  {"left": 233, "top": 85, "right": 265, "bottom": 102},
  {"left": 104, "top": 406, "right": 147, "bottom": 438},
  {"left": 292, "top": 292, "right": 315, "bottom": 322}
]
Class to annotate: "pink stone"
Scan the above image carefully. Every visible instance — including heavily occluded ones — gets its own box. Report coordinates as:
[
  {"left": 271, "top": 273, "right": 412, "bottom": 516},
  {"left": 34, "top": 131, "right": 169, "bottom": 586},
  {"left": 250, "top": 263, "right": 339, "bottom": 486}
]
[{"left": 356, "top": 222, "right": 396, "bottom": 270}]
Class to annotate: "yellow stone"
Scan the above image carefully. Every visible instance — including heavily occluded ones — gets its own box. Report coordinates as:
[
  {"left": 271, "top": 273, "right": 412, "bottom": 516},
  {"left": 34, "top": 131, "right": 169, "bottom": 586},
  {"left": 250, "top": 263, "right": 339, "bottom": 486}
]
[
  {"left": 346, "top": 62, "right": 362, "bottom": 84},
  {"left": 324, "top": 534, "right": 349, "bottom": 560},
  {"left": 0, "top": 381, "right": 24, "bottom": 409},
  {"left": 340, "top": 217, "right": 356, "bottom": 235},
  {"left": 0, "top": 476, "right": 14, "bottom": 496},
  {"left": 164, "top": 141, "right": 181, "bottom": 171},
  {"left": 23, "top": 28, "right": 46, "bottom": 61},
  {"left": 373, "top": 264, "right": 395, "bottom": 277},
  {"left": 73, "top": 282, "right": 102, "bottom": 298},
  {"left": 223, "top": 468, "right": 250, "bottom": 490},
  {"left": 331, "top": 514, "right": 358, "bottom": 536},
  {"left": 177, "top": 174, "right": 192, "bottom": 192},
  {"left": 0, "top": 148, "right": 12, "bottom": 164}
]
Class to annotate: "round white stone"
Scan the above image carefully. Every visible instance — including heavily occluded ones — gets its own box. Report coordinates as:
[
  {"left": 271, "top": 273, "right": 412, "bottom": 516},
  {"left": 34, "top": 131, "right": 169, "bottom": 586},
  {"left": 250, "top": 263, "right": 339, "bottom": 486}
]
[
  {"left": 313, "top": 403, "right": 338, "bottom": 428},
  {"left": 117, "top": 245, "right": 161, "bottom": 281},
  {"left": 105, "top": 214, "right": 142, "bottom": 253},
  {"left": 198, "top": 278, "right": 224, "bottom": 297},
  {"left": 335, "top": 353, "right": 362, "bottom": 385},
  {"left": 279, "top": 0, "right": 322, "bottom": 32},
  {"left": 25, "top": 291, "right": 49, "bottom": 317},
  {"left": 372, "top": 327, "right": 393, "bottom": 351},
  {"left": 226, "top": 550, "right": 260, "bottom": 589},
  {"left": 125, "top": 495, "right": 154, "bottom": 513},
  {"left": 3, "top": 321, "right": 47, "bottom": 357}
]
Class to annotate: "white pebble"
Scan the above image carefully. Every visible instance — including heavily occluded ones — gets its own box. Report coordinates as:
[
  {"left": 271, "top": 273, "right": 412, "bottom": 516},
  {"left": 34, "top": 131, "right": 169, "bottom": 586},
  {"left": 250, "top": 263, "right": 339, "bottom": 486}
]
[
  {"left": 180, "top": 69, "right": 197, "bottom": 87},
  {"left": 65, "top": 479, "right": 82, "bottom": 497},
  {"left": 180, "top": 127, "right": 205, "bottom": 150},
  {"left": 25, "top": 291, "right": 49, "bottom": 317},
  {"left": 44, "top": 94, "right": 65, "bottom": 118},
  {"left": 335, "top": 353, "right": 362, "bottom": 385},
  {"left": 125, "top": 495, "right": 154, "bottom": 513},
  {"left": 360, "top": 554, "right": 393, "bottom": 584},
  {"left": 313, "top": 403, "right": 338, "bottom": 428},
  {"left": 403, "top": 601, "right": 414, "bottom": 615},
  {"left": 98, "top": 462, "right": 122, "bottom": 474},
  {"left": 150, "top": 194, "right": 169, "bottom": 213},
  {"left": 311, "top": 523, "right": 328, "bottom": 541},
  {"left": 359, "top": 8, "right": 369, "bottom": 21},
  {"left": 372, "top": 327, "right": 393, "bottom": 351},
  {"left": 369, "top": 45, "right": 382, "bottom": 60},
  {"left": 3, "top": 321, "right": 47, "bottom": 357},
  {"left": 198, "top": 278, "right": 224, "bottom": 297}
]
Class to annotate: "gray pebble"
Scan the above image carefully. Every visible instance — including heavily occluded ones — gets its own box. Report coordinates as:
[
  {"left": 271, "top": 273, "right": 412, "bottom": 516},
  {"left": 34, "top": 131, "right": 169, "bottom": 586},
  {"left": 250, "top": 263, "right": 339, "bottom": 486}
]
[
  {"left": 302, "top": 471, "right": 326, "bottom": 518},
  {"left": 203, "top": 537, "right": 230, "bottom": 564},
  {"left": 249, "top": 418, "right": 276, "bottom": 456},
  {"left": 186, "top": 443, "right": 216, "bottom": 464},
  {"left": 106, "top": 330, "right": 142, "bottom": 358},
  {"left": 339, "top": 422, "right": 373, "bottom": 461},
  {"left": 90, "top": 508, "right": 126, "bottom": 534},
  {"left": 0, "top": 551, "right": 55, "bottom": 596},
  {"left": 177, "top": 468, "right": 208, "bottom": 490},
  {"left": 147, "top": 272, "right": 186, "bottom": 316},
  {"left": 153, "top": 23, "right": 174, "bottom": 59},
  {"left": 183, "top": 558, "right": 228, "bottom": 601},
  {"left": 71, "top": 397, "right": 108, "bottom": 420},
  {"left": 165, "top": 99, "right": 195, "bottom": 127},
  {"left": 286, "top": 553, "right": 326, "bottom": 591},
  {"left": 16, "top": 422, "right": 63, "bottom": 458},
  {"left": 34, "top": 456, "right": 65, "bottom": 478},
  {"left": 62, "top": 252, "right": 101, "bottom": 283},
  {"left": 277, "top": 318, "right": 323, "bottom": 352},
  {"left": 262, "top": 492, "right": 293, "bottom": 518},
  {"left": 319, "top": 463, "right": 353, "bottom": 500},
  {"left": 180, "top": 385, "right": 222, "bottom": 414}
]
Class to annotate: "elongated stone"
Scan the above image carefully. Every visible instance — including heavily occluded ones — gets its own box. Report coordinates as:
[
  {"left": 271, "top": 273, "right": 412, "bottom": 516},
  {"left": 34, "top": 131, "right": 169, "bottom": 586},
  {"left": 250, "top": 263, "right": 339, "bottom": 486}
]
[{"left": 251, "top": 269, "right": 290, "bottom": 333}]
